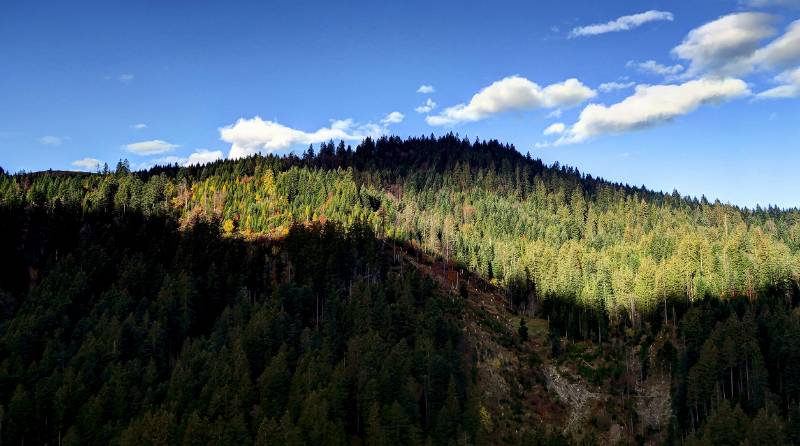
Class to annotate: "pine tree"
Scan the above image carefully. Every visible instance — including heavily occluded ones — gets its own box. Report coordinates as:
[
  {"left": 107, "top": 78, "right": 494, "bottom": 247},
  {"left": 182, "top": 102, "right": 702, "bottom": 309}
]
[{"left": 518, "top": 318, "right": 529, "bottom": 342}]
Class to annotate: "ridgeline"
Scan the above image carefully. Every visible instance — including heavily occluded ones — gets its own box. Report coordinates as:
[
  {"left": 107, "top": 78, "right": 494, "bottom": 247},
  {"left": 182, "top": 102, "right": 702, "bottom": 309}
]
[{"left": 1, "top": 135, "right": 799, "bottom": 445}]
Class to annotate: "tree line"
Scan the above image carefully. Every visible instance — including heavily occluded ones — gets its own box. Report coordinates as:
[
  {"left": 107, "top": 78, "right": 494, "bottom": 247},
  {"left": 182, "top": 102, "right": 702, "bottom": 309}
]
[{"left": 3, "top": 134, "right": 797, "bottom": 324}]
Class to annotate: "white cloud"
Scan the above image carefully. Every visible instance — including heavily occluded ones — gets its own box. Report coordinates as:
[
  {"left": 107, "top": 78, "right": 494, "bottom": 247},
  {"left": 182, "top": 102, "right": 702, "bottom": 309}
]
[
  {"left": 599, "top": 81, "right": 636, "bottom": 92},
  {"left": 541, "top": 78, "right": 598, "bottom": 107},
  {"left": 670, "top": 14, "right": 800, "bottom": 84},
  {"left": 131, "top": 123, "right": 147, "bottom": 129},
  {"left": 71, "top": 158, "right": 102, "bottom": 171},
  {"left": 627, "top": 60, "right": 684, "bottom": 77},
  {"left": 417, "top": 85, "right": 435, "bottom": 93},
  {"left": 756, "top": 83, "right": 800, "bottom": 98},
  {"left": 380, "top": 111, "right": 405, "bottom": 125},
  {"left": 119, "top": 74, "right": 134, "bottom": 82},
  {"left": 220, "top": 116, "right": 384, "bottom": 159},
  {"left": 672, "top": 12, "right": 777, "bottom": 77},
  {"left": 124, "top": 139, "right": 179, "bottom": 155},
  {"left": 751, "top": 19, "right": 800, "bottom": 69},
  {"left": 426, "top": 76, "right": 596, "bottom": 126},
  {"left": 543, "top": 122, "right": 566, "bottom": 135},
  {"left": 414, "top": 98, "right": 437, "bottom": 113},
  {"left": 145, "top": 149, "right": 224, "bottom": 168},
  {"left": 546, "top": 109, "right": 563, "bottom": 118},
  {"left": 756, "top": 66, "right": 800, "bottom": 98},
  {"left": 39, "top": 135, "right": 62, "bottom": 145},
  {"left": 774, "top": 65, "right": 800, "bottom": 83},
  {"left": 745, "top": 0, "right": 800, "bottom": 8},
  {"left": 143, "top": 149, "right": 224, "bottom": 170},
  {"left": 152, "top": 156, "right": 185, "bottom": 165},
  {"left": 555, "top": 77, "right": 750, "bottom": 145},
  {"left": 185, "top": 149, "right": 224, "bottom": 166},
  {"left": 569, "top": 10, "right": 674, "bottom": 38}
]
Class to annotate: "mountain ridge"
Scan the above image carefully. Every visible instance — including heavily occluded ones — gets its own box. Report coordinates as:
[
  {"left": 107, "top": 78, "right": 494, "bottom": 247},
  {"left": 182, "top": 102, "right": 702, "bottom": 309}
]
[{"left": 1, "top": 135, "right": 799, "bottom": 445}]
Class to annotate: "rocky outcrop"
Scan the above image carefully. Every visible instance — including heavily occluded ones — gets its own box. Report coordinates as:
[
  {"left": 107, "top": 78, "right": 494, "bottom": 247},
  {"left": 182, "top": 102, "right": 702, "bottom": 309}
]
[{"left": 543, "top": 365, "right": 599, "bottom": 434}]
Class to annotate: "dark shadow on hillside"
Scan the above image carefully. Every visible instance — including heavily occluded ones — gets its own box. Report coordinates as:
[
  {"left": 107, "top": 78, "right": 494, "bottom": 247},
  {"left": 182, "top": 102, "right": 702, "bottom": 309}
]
[{"left": 0, "top": 205, "right": 477, "bottom": 445}]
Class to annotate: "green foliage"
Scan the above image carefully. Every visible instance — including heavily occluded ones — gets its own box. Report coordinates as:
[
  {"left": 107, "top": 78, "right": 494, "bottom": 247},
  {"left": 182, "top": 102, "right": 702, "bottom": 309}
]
[
  {"left": 518, "top": 318, "right": 529, "bottom": 342},
  {"left": 3, "top": 135, "right": 797, "bottom": 323},
  {"left": 0, "top": 208, "right": 473, "bottom": 445},
  {"left": 3, "top": 136, "right": 800, "bottom": 444}
]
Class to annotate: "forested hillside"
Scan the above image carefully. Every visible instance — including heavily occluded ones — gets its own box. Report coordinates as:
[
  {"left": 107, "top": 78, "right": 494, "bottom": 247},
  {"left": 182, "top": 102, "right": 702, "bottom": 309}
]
[
  {"left": 2, "top": 135, "right": 800, "bottom": 445},
  {"left": 0, "top": 207, "right": 481, "bottom": 445},
  {"left": 4, "top": 135, "right": 798, "bottom": 320}
]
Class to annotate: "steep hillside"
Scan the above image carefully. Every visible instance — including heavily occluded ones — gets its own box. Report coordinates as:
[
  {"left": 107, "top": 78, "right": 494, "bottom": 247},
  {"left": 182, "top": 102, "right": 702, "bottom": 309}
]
[
  {"left": 0, "top": 207, "right": 484, "bottom": 445},
  {"left": 6, "top": 135, "right": 798, "bottom": 320},
  {"left": 2, "top": 136, "right": 800, "bottom": 445}
]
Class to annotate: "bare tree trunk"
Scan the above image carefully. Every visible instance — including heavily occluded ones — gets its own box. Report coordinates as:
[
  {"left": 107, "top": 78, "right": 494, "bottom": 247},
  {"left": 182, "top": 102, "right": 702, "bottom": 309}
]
[{"left": 746, "top": 359, "right": 751, "bottom": 401}]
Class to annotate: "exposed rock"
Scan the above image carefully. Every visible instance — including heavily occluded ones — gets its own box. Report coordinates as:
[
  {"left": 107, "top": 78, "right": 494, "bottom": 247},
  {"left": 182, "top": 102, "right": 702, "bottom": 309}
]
[
  {"left": 543, "top": 365, "right": 599, "bottom": 434},
  {"left": 635, "top": 376, "right": 671, "bottom": 431}
]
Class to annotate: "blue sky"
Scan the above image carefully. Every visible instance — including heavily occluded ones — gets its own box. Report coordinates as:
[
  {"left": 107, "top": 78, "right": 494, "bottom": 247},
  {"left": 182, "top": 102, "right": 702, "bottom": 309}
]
[{"left": 1, "top": 0, "right": 799, "bottom": 208}]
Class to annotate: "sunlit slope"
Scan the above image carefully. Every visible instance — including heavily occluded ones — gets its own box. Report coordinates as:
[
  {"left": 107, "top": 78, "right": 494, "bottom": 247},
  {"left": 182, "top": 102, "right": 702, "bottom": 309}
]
[{"left": 3, "top": 134, "right": 798, "bottom": 318}]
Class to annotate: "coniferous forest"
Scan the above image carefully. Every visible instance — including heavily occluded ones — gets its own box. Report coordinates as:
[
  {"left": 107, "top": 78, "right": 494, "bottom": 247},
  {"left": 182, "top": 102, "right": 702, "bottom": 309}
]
[{"left": 2, "top": 135, "right": 800, "bottom": 445}]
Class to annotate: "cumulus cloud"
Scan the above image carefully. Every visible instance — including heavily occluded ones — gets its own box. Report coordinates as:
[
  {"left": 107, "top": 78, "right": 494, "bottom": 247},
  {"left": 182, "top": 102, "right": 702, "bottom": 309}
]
[
  {"left": 426, "top": 76, "right": 596, "bottom": 126},
  {"left": 543, "top": 123, "right": 566, "bottom": 135},
  {"left": 546, "top": 109, "right": 563, "bottom": 118},
  {"left": 599, "top": 81, "right": 636, "bottom": 92},
  {"left": 71, "top": 158, "right": 102, "bottom": 171},
  {"left": 125, "top": 139, "right": 179, "bottom": 155},
  {"left": 119, "top": 74, "right": 134, "bottom": 82},
  {"left": 148, "top": 149, "right": 224, "bottom": 167},
  {"left": 756, "top": 83, "right": 800, "bottom": 98},
  {"left": 220, "top": 117, "right": 384, "bottom": 159},
  {"left": 39, "top": 135, "right": 62, "bottom": 145},
  {"left": 569, "top": 10, "right": 674, "bottom": 38},
  {"left": 554, "top": 77, "right": 750, "bottom": 145},
  {"left": 541, "top": 79, "right": 598, "bottom": 107},
  {"left": 627, "top": 60, "right": 685, "bottom": 77},
  {"left": 756, "top": 66, "right": 800, "bottom": 98},
  {"left": 185, "top": 149, "right": 224, "bottom": 166},
  {"left": 414, "top": 98, "right": 437, "bottom": 113},
  {"left": 417, "top": 85, "right": 435, "bottom": 93},
  {"left": 144, "top": 150, "right": 224, "bottom": 168},
  {"left": 131, "top": 123, "right": 147, "bottom": 129},
  {"left": 751, "top": 19, "right": 800, "bottom": 69},
  {"left": 777, "top": 65, "right": 800, "bottom": 83},
  {"left": 670, "top": 14, "right": 800, "bottom": 82},
  {"left": 745, "top": 0, "right": 800, "bottom": 8},
  {"left": 672, "top": 12, "right": 777, "bottom": 77},
  {"left": 151, "top": 156, "right": 185, "bottom": 165},
  {"left": 380, "top": 111, "right": 405, "bottom": 125}
]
